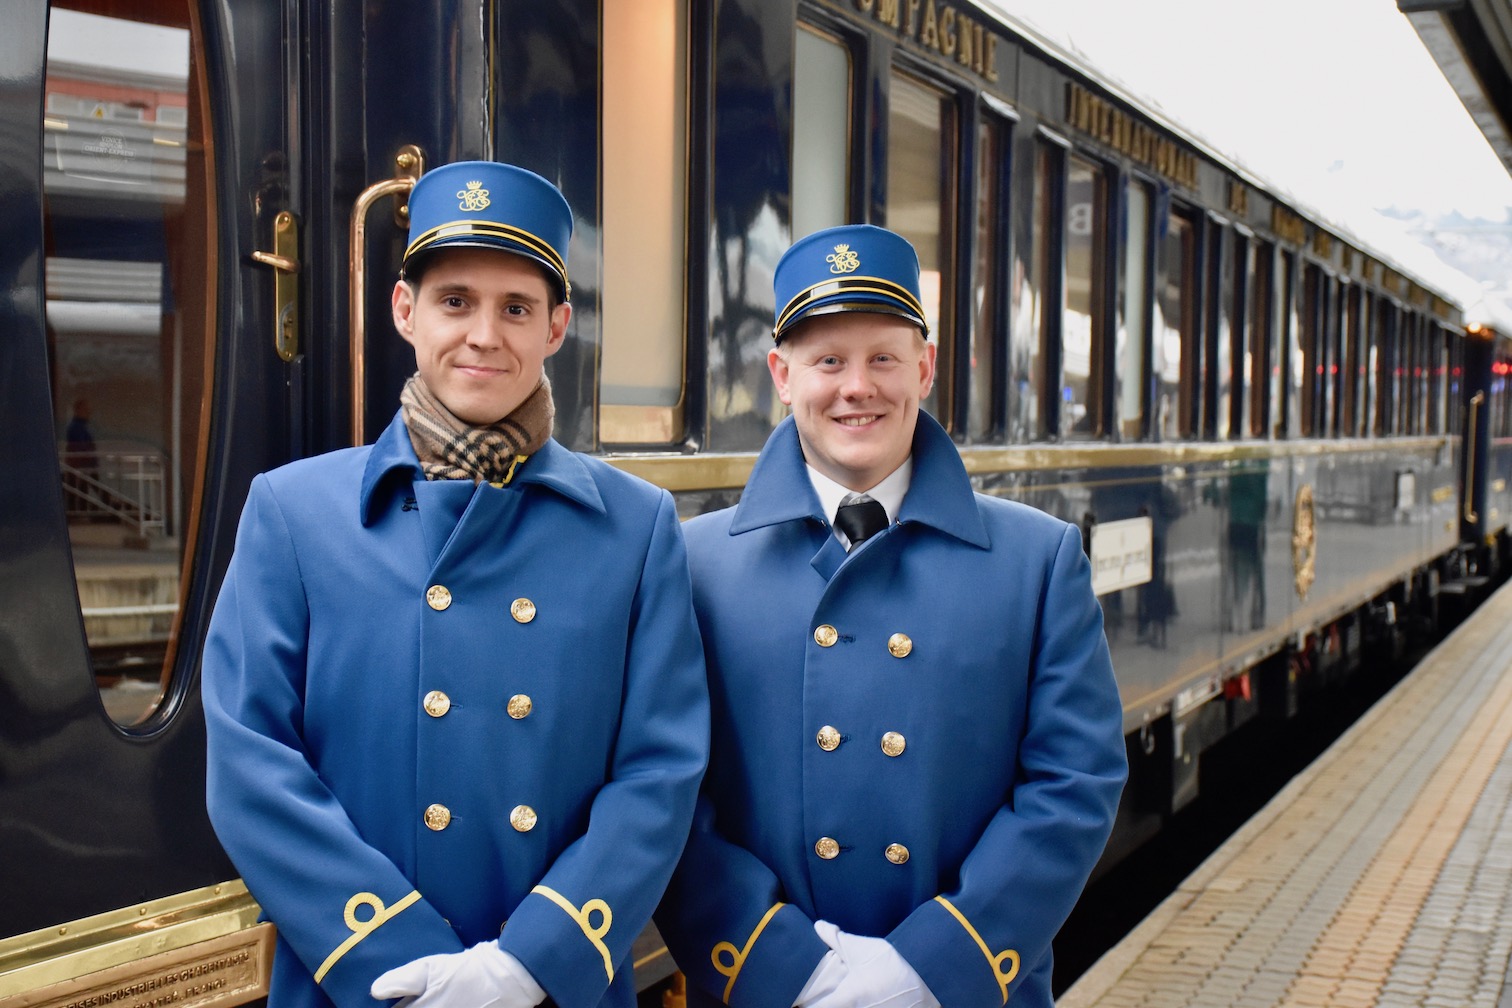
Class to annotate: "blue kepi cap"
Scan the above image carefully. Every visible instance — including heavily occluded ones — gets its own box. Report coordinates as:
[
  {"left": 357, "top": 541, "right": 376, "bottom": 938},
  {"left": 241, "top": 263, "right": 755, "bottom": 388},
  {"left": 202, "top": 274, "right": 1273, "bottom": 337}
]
[
  {"left": 402, "top": 160, "right": 572, "bottom": 301},
  {"left": 772, "top": 224, "right": 927, "bottom": 342}
]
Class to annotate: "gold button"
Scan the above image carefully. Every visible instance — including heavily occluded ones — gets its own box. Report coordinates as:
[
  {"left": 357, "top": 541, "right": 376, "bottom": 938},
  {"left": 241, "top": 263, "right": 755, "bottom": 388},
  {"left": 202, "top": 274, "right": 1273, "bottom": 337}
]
[
  {"left": 423, "top": 690, "right": 451, "bottom": 717},
  {"left": 885, "top": 843, "right": 910, "bottom": 865},
  {"left": 814, "top": 837, "right": 840, "bottom": 860},
  {"left": 816, "top": 725, "right": 841, "bottom": 751},
  {"left": 881, "top": 731, "right": 906, "bottom": 757},
  {"left": 424, "top": 804, "right": 451, "bottom": 831},
  {"left": 507, "top": 694, "right": 533, "bottom": 719},
  {"left": 888, "top": 633, "right": 912, "bottom": 658},
  {"left": 426, "top": 585, "right": 452, "bottom": 611},
  {"left": 511, "top": 598, "right": 536, "bottom": 624},
  {"left": 510, "top": 805, "right": 537, "bottom": 832},
  {"left": 814, "top": 624, "right": 838, "bottom": 647}
]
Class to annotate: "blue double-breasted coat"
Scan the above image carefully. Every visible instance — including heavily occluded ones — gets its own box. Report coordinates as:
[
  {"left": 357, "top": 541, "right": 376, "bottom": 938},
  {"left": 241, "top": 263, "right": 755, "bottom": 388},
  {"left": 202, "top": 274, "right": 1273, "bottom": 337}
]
[
  {"left": 203, "top": 413, "right": 709, "bottom": 1008},
  {"left": 655, "top": 413, "right": 1127, "bottom": 1008}
]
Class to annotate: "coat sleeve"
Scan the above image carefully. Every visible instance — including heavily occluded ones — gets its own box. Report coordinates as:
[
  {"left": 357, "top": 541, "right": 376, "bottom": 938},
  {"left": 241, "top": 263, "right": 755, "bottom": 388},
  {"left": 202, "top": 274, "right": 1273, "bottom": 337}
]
[
  {"left": 497, "top": 489, "right": 712, "bottom": 1008},
  {"left": 203, "top": 475, "right": 465, "bottom": 1008},
  {"left": 888, "top": 520, "right": 1128, "bottom": 1008},
  {"left": 655, "top": 794, "right": 831, "bottom": 1008}
]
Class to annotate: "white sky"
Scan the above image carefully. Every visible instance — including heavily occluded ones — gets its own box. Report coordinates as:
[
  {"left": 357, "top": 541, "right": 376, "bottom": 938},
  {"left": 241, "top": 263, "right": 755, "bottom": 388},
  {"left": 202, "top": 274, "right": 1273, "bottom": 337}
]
[{"left": 997, "top": 0, "right": 1512, "bottom": 221}]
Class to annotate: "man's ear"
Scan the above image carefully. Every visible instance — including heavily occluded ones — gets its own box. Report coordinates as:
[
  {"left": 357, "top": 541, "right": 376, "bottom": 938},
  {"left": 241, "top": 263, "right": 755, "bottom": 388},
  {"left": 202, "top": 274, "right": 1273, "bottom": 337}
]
[
  {"left": 392, "top": 279, "right": 417, "bottom": 346},
  {"left": 767, "top": 347, "right": 793, "bottom": 406}
]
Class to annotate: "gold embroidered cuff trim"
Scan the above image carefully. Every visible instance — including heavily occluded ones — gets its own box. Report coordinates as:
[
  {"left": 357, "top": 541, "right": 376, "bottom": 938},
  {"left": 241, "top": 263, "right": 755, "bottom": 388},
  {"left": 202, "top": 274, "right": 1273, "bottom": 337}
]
[
  {"left": 933, "top": 896, "right": 1020, "bottom": 1005},
  {"left": 314, "top": 890, "right": 423, "bottom": 983},
  {"left": 531, "top": 885, "right": 614, "bottom": 981},
  {"left": 711, "top": 902, "right": 786, "bottom": 1004}
]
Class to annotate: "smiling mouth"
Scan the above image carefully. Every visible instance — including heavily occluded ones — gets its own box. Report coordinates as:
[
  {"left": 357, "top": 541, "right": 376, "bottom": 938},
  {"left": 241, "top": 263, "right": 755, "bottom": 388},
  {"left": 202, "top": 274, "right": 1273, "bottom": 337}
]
[{"left": 836, "top": 416, "right": 880, "bottom": 427}]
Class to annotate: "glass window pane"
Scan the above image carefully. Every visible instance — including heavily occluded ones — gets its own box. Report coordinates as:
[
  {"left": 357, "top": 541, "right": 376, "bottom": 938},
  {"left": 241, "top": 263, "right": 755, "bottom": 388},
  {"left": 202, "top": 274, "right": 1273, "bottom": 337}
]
[
  {"left": 1063, "top": 154, "right": 1103, "bottom": 438},
  {"left": 1154, "top": 209, "right": 1194, "bottom": 439},
  {"left": 46, "top": 5, "right": 210, "bottom": 726},
  {"left": 1118, "top": 180, "right": 1150, "bottom": 440},
  {"left": 1249, "top": 242, "right": 1272, "bottom": 437},
  {"left": 600, "top": 0, "right": 688, "bottom": 440},
  {"left": 1279, "top": 253, "right": 1302, "bottom": 439},
  {"left": 1211, "top": 224, "right": 1232, "bottom": 440},
  {"left": 1028, "top": 143, "right": 1055, "bottom": 440},
  {"left": 968, "top": 116, "right": 1004, "bottom": 440},
  {"left": 793, "top": 26, "right": 851, "bottom": 240},
  {"left": 888, "top": 71, "right": 955, "bottom": 425}
]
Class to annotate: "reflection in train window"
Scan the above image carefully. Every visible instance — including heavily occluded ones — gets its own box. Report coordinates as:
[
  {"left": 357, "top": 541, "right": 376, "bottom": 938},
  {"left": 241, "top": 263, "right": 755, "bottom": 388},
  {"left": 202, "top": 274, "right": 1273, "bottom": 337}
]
[
  {"left": 967, "top": 114, "right": 1007, "bottom": 441},
  {"left": 1373, "top": 299, "right": 1397, "bottom": 436},
  {"left": 1211, "top": 223, "right": 1232, "bottom": 440},
  {"left": 1062, "top": 154, "right": 1104, "bottom": 439},
  {"left": 45, "top": 4, "right": 212, "bottom": 727},
  {"left": 1343, "top": 283, "right": 1364, "bottom": 437},
  {"left": 792, "top": 24, "right": 852, "bottom": 241},
  {"left": 887, "top": 69, "right": 955, "bottom": 426},
  {"left": 1154, "top": 208, "right": 1194, "bottom": 439},
  {"left": 1117, "top": 180, "right": 1151, "bottom": 440},
  {"left": 1249, "top": 241, "right": 1273, "bottom": 438},
  {"left": 1028, "top": 141, "right": 1058, "bottom": 440},
  {"left": 1230, "top": 233, "right": 1252, "bottom": 439},
  {"left": 600, "top": 0, "right": 689, "bottom": 444},
  {"left": 1300, "top": 264, "right": 1322, "bottom": 437},
  {"left": 1277, "top": 251, "right": 1302, "bottom": 439}
]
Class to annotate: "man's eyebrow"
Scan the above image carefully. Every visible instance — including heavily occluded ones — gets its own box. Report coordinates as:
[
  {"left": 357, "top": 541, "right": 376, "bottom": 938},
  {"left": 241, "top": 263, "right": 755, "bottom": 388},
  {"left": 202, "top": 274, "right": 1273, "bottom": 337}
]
[{"left": 428, "top": 281, "right": 544, "bottom": 304}]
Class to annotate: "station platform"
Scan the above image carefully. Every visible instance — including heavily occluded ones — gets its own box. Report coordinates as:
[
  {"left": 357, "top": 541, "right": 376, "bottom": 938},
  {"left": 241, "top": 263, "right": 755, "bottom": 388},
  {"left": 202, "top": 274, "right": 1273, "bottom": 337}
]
[{"left": 1058, "top": 580, "right": 1512, "bottom": 1008}]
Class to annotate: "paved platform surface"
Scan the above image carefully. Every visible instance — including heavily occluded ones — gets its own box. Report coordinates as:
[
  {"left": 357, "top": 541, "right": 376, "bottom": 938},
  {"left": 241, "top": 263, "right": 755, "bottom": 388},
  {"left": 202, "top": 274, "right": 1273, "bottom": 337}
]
[{"left": 1059, "top": 581, "right": 1512, "bottom": 1008}]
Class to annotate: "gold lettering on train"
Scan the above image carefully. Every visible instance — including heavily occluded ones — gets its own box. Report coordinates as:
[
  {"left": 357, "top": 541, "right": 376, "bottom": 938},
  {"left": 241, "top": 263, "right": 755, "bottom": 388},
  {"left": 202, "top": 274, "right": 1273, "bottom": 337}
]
[
  {"left": 1065, "top": 83, "right": 1197, "bottom": 189},
  {"left": 1271, "top": 205, "right": 1306, "bottom": 245},
  {"left": 1311, "top": 229, "right": 1334, "bottom": 258},
  {"left": 851, "top": 0, "right": 999, "bottom": 81},
  {"left": 1228, "top": 181, "right": 1248, "bottom": 217}
]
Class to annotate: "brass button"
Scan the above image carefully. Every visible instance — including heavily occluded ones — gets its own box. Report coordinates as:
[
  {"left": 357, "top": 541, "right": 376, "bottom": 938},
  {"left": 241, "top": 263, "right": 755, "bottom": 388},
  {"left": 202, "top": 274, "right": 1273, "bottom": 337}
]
[
  {"left": 423, "top": 690, "right": 451, "bottom": 717},
  {"left": 880, "top": 731, "right": 906, "bottom": 757},
  {"left": 507, "top": 694, "right": 533, "bottom": 719},
  {"left": 510, "top": 598, "right": 536, "bottom": 624},
  {"left": 510, "top": 805, "right": 537, "bottom": 832},
  {"left": 814, "top": 837, "right": 840, "bottom": 860},
  {"left": 426, "top": 585, "right": 452, "bottom": 611},
  {"left": 885, "top": 843, "right": 910, "bottom": 865},
  {"left": 814, "top": 624, "right": 838, "bottom": 647},
  {"left": 424, "top": 804, "right": 452, "bottom": 831},
  {"left": 816, "top": 725, "right": 841, "bottom": 751},
  {"left": 887, "top": 633, "right": 912, "bottom": 658}
]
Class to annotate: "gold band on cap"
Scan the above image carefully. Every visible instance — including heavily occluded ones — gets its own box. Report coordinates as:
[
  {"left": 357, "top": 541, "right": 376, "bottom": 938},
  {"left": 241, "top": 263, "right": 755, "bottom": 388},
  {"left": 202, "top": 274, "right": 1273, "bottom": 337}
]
[
  {"left": 405, "top": 219, "right": 570, "bottom": 296},
  {"left": 775, "top": 276, "right": 928, "bottom": 336}
]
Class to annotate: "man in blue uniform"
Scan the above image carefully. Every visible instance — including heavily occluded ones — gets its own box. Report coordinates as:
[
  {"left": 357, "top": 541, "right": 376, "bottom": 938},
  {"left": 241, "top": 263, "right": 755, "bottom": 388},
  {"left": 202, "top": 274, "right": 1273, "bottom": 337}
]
[
  {"left": 656, "top": 224, "right": 1126, "bottom": 1008},
  {"left": 204, "top": 161, "right": 709, "bottom": 1008}
]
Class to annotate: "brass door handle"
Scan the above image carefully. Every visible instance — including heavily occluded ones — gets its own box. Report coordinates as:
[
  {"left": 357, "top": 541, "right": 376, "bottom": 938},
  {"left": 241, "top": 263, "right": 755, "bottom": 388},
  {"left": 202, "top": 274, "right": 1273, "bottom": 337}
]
[
  {"left": 1465, "top": 390, "right": 1484, "bottom": 524},
  {"left": 349, "top": 145, "right": 425, "bottom": 445},
  {"left": 252, "top": 210, "right": 301, "bottom": 361}
]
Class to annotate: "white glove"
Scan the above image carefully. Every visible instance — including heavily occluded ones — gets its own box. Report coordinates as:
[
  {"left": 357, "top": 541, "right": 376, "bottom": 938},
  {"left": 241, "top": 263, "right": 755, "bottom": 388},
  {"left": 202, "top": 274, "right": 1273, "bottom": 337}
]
[
  {"left": 794, "top": 949, "right": 847, "bottom": 1007},
  {"left": 807, "top": 921, "right": 940, "bottom": 1008},
  {"left": 371, "top": 940, "right": 546, "bottom": 1008}
]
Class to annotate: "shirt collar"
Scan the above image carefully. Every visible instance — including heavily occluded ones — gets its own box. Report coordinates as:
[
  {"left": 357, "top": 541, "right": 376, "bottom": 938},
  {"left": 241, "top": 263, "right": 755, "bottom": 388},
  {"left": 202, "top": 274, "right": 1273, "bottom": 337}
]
[
  {"left": 805, "top": 458, "right": 912, "bottom": 547},
  {"left": 359, "top": 410, "right": 605, "bottom": 525},
  {"left": 731, "top": 412, "right": 990, "bottom": 549}
]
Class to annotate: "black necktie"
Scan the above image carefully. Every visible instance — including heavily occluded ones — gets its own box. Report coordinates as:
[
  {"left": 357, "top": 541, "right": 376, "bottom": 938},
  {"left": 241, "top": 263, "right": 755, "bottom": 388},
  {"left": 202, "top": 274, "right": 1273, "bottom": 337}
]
[{"left": 834, "top": 496, "right": 888, "bottom": 547}]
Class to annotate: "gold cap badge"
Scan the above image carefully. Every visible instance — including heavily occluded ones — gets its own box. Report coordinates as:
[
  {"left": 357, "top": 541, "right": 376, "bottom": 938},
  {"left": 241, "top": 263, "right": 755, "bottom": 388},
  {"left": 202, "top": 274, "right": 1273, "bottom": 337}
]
[
  {"left": 457, "top": 180, "right": 491, "bottom": 212},
  {"left": 826, "top": 243, "right": 860, "bottom": 274}
]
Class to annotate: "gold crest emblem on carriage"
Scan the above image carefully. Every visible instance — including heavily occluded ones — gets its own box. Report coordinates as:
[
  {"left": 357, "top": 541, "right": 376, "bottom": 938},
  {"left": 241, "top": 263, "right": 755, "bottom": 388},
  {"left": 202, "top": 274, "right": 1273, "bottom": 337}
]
[
  {"left": 1292, "top": 484, "right": 1316, "bottom": 599},
  {"left": 457, "top": 180, "right": 491, "bottom": 211},
  {"left": 827, "top": 243, "right": 860, "bottom": 274}
]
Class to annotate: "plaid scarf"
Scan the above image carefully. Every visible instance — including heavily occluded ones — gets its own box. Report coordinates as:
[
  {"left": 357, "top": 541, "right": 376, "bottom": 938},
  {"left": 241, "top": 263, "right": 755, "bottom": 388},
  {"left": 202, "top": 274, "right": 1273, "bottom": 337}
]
[{"left": 400, "top": 372, "right": 554, "bottom": 485}]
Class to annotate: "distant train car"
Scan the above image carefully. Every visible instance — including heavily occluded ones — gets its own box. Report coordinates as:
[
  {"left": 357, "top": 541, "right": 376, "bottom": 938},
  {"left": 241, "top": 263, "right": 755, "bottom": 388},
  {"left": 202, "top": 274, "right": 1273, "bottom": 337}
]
[{"left": 2, "top": 1, "right": 1507, "bottom": 1004}]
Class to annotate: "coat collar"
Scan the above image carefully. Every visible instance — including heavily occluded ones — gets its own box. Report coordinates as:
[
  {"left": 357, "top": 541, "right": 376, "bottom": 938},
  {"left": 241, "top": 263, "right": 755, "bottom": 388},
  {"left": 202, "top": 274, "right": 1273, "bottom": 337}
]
[
  {"left": 729, "top": 412, "right": 990, "bottom": 549},
  {"left": 359, "top": 411, "right": 605, "bottom": 525}
]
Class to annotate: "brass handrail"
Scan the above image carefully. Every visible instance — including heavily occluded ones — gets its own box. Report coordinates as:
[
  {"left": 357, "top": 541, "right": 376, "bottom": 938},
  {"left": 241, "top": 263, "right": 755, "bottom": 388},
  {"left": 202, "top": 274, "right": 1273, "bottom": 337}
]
[
  {"left": 1465, "top": 391, "right": 1484, "bottom": 523},
  {"left": 348, "top": 146, "right": 424, "bottom": 445}
]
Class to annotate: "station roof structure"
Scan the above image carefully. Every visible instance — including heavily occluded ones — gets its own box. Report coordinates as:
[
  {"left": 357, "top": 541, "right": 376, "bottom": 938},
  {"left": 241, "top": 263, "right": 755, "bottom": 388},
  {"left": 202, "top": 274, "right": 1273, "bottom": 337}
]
[{"left": 1401, "top": 0, "right": 1512, "bottom": 174}]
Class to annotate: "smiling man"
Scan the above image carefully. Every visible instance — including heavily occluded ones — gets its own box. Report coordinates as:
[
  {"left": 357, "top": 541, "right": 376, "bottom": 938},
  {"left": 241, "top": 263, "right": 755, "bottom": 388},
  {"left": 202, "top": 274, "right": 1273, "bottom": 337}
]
[
  {"left": 656, "top": 224, "right": 1127, "bottom": 1008},
  {"left": 203, "top": 161, "right": 708, "bottom": 1008}
]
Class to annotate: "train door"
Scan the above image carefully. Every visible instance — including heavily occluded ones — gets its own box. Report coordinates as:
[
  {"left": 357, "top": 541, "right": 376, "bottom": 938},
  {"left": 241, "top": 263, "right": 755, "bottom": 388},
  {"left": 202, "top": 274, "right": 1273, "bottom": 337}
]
[{"left": 0, "top": 0, "right": 421, "bottom": 1000}]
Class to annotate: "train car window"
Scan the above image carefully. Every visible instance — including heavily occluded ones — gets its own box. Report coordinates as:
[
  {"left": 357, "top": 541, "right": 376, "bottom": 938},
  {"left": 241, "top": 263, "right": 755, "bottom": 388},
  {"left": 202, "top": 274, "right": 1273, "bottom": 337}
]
[
  {"left": 1229, "top": 233, "right": 1252, "bottom": 439},
  {"left": 45, "top": 4, "right": 210, "bottom": 727},
  {"left": 1250, "top": 241, "right": 1275, "bottom": 437},
  {"left": 1428, "top": 325, "right": 1447, "bottom": 435},
  {"left": 1359, "top": 294, "right": 1378, "bottom": 437},
  {"left": 1117, "top": 179, "right": 1152, "bottom": 440},
  {"left": 1299, "top": 264, "right": 1322, "bottom": 437},
  {"left": 792, "top": 24, "right": 852, "bottom": 239},
  {"left": 1342, "top": 284, "right": 1363, "bottom": 436},
  {"left": 1062, "top": 154, "right": 1106, "bottom": 438},
  {"left": 1154, "top": 207, "right": 1196, "bottom": 439},
  {"left": 1276, "top": 251, "right": 1302, "bottom": 439},
  {"left": 887, "top": 69, "right": 957, "bottom": 425},
  {"left": 1210, "top": 222, "right": 1232, "bottom": 440},
  {"left": 967, "top": 114, "right": 1008, "bottom": 441},
  {"left": 1028, "top": 141, "right": 1058, "bottom": 440},
  {"left": 1446, "top": 328, "right": 1463, "bottom": 436},
  {"left": 1373, "top": 300, "right": 1397, "bottom": 436},
  {"left": 1324, "top": 277, "right": 1344, "bottom": 437},
  {"left": 599, "top": 0, "right": 689, "bottom": 445},
  {"left": 1404, "top": 314, "right": 1420, "bottom": 435}
]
